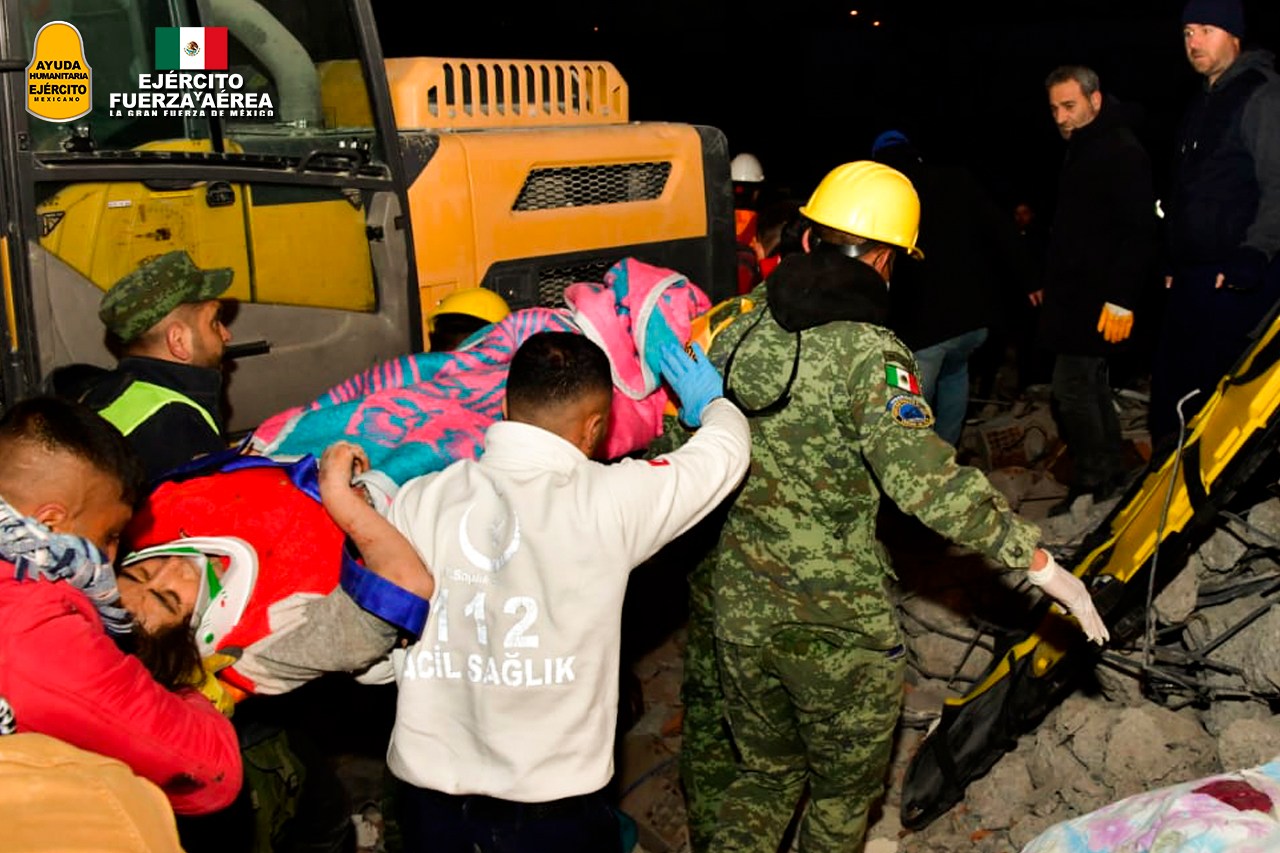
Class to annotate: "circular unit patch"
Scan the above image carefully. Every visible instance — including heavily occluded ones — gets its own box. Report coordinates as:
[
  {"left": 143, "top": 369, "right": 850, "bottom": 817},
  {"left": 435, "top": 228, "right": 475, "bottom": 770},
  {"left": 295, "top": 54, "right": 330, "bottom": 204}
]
[{"left": 886, "top": 394, "right": 935, "bottom": 429}]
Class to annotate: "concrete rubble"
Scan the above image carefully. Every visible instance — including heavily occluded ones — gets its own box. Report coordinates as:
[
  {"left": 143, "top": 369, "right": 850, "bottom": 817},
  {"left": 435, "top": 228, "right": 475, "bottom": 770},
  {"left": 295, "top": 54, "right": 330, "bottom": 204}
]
[
  {"left": 338, "top": 385, "right": 1280, "bottom": 852},
  {"left": 891, "top": 404, "right": 1280, "bottom": 852}
]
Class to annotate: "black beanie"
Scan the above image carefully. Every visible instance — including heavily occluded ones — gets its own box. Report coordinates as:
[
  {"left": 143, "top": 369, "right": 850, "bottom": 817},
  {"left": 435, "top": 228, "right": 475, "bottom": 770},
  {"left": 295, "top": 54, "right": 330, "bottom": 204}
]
[{"left": 1182, "top": 0, "right": 1245, "bottom": 38}]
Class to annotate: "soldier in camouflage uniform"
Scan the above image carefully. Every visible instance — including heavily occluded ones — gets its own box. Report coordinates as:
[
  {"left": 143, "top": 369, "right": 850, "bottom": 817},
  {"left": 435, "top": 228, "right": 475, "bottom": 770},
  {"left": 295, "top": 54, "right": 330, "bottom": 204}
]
[
  {"left": 77, "top": 250, "right": 234, "bottom": 481},
  {"left": 679, "top": 518, "right": 737, "bottom": 853},
  {"left": 681, "top": 162, "right": 1109, "bottom": 852}
]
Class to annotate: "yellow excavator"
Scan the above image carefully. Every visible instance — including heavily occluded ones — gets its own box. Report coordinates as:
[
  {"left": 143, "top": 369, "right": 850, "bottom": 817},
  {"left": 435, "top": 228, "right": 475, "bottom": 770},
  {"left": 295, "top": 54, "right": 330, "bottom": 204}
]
[{"left": 1, "top": 0, "right": 735, "bottom": 429}]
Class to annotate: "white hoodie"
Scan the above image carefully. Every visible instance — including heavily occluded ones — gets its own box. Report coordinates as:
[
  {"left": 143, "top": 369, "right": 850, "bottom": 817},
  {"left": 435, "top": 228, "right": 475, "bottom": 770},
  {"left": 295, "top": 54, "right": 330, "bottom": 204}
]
[{"left": 386, "top": 398, "right": 750, "bottom": 802}]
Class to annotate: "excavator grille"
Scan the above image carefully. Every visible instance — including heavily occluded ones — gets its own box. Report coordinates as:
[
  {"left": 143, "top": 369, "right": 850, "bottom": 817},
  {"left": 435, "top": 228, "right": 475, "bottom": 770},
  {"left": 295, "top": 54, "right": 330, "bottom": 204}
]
[
  {"left": 536, "top": 259, "right": 615, "bottom": 308},
  {"left": 513, "top": 162, "right": 673, "bottom": 211}
]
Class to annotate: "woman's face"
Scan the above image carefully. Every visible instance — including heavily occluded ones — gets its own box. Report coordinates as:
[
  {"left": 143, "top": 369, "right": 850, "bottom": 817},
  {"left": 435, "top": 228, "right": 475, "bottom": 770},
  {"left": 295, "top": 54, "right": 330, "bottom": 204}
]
[{"left": 117, "top": 555, "right": 200, "bottom": 634}]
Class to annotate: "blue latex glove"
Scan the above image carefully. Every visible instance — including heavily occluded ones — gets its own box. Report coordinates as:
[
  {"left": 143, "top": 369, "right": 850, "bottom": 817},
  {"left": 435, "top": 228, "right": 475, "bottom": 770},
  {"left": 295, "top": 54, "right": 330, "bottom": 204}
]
[
  {"left": 660, "top": 342, "right": 723, "bottom": 428},
  {"left": 644, "top": 308, "right": 683, "bottom": 389}
]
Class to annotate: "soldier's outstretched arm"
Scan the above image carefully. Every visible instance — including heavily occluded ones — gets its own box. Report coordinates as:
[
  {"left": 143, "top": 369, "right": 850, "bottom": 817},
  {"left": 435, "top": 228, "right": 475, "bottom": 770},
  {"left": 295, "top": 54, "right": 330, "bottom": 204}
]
[
  {"left": 852, "top": 342, "right": 1108, "bottom": 643},
  {"left": 852, "top": 342, "right": 1039, "bottom": 570}
]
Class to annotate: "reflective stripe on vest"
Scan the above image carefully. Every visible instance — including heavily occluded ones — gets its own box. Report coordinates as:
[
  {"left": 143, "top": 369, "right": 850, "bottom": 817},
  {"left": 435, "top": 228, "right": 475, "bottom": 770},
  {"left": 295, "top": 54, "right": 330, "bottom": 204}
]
[{"left": 98, "top": 380, "right": 218, "bottom": 436}]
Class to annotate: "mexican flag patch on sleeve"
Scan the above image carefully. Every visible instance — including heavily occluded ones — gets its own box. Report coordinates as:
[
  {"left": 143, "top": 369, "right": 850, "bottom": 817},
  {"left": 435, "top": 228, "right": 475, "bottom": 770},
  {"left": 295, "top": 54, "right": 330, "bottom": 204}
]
[{"left": 885, "top": 362, "right": 921, "bottom": 395}]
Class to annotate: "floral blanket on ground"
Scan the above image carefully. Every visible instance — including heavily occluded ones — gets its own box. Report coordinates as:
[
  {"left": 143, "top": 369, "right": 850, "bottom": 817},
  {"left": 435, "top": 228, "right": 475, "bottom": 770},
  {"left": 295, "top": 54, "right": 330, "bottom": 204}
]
[
  {"left": 251, "top": 258, "right": 709, "bottom": 484},
  {"left": 1021, "top": 758, "right": 1280, "bottom": 853}
]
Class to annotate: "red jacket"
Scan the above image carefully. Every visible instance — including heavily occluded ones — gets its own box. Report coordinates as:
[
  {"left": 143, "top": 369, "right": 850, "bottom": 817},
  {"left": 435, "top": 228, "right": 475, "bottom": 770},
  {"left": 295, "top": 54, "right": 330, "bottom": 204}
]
[
  {"left": 127, "top": 465, "right": 350, "bottom": 696},
  {"left": 0, "top": 564, "right": 242, "bottom": 815}
]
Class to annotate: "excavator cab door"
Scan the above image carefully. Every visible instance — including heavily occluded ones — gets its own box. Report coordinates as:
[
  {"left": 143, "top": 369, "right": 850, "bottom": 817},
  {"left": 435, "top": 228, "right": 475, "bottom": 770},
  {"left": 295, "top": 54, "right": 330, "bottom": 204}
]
[{"left": 6, "top": 0, "right": 418, "bottom": 429}]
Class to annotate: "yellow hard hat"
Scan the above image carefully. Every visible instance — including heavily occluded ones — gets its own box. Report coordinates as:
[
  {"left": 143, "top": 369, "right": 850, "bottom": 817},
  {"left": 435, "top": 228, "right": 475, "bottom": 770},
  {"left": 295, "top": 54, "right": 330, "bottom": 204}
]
[
  {"left": 428, "top": 288, "right": 511, "bottom": 329},
  {"left": 799, "top": 161, "right": 923, "bottom": 260}
]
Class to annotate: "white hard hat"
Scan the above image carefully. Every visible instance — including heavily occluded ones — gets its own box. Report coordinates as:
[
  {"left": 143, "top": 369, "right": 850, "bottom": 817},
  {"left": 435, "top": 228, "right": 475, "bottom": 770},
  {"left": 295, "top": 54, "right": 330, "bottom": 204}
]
[{"left": 730, "top": 152, "right": 765, "bottom": 183}]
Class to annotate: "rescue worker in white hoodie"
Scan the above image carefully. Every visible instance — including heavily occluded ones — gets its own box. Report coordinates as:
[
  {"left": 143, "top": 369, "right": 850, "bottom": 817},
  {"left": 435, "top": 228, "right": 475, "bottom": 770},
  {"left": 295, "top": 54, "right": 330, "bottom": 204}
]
[{"left": 334, "top": 331, "right": 750, "bottom": 852}]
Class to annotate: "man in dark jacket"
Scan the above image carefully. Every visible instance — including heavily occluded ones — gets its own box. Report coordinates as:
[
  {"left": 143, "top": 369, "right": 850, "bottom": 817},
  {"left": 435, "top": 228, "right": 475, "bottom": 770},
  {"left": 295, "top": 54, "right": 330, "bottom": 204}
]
[
  {"left": 872, "top": 131, "right": 1032, "bottom": 445},
  {"left": 82, "top": 251, "right": 232, "bottom": 480},
  {"left": 1151, "top": 0, "right": 1280, "bottom": 443},
  {"left": 1038, "top": 66, "right": 1155, "bottom": 515}
]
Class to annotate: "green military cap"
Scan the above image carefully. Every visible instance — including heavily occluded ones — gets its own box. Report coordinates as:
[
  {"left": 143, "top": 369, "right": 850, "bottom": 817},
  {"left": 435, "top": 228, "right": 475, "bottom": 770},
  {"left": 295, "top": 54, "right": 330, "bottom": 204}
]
[{"left": 99, "top": 251, "right": 233, "bottom": 343}]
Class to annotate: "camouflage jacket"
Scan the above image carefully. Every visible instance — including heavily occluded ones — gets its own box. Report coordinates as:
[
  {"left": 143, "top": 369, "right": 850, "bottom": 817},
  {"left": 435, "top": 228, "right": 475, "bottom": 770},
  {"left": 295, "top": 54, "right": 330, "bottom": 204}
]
[{"left": 704, "top": 256, "right": 1041, "bottom": 647}]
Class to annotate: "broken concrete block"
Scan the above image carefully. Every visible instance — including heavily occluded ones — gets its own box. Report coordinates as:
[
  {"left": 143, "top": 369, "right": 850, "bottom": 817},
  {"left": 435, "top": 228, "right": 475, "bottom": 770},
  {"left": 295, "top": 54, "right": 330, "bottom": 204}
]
[
  {"left": 1197, "top": 526, "right": 1248, "bottom": 572},
  {"left": 1029, "top": 728, "right": 1089, "bottom": 794},
  {"left": 1153, "top": 558, "right": 1199, "bottom": 625},
  {"left": 1217, "top": 717, "right": 1280, "bottom": 770},
  {"left": 1185, "top": 594, "right": 1271, "bottom": 693},
  {"left": 1030, "top": 793, "right": 1064, "bottom": 818},
  {"left": 1050, "top": 694, "right": 1101, "bottom": 740},
  {"left": 1245, "top": 499, "right": 1280, "bottom": 545},
  {"left": 1241, "top": 607, "right": 1280, "bottom": 695},
  {"left": 1093, "top": 648, "right": 1147, "bottom": 707},
  {"left": 1008, "top": 805, "right": 1078, "bottom": 851},
  {"left": 968, "top": 753, "right": 1033, "bottom": 829},
  {"left": 1066, "top": 705, "right": 1113, "bottom": 772},
  {"left": 1201, "top": 697, "right": 1274, "bottom": 738},
  {"left": 1056, "top": 771, "right": 1110, "bottom": 815},
  {"left": 1181, "top": 552, "right": 1207, "bottom": 583},
  {"left": 1102, "top": 705, "right": 1217, "bottom": 799}
]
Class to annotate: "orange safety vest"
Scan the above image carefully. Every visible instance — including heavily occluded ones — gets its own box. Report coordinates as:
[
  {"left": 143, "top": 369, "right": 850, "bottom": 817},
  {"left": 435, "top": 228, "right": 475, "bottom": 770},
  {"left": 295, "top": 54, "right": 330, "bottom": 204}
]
[
  {"left": 734, "top": 209, "right": 767, "bottom": 294},
  {"left": 734, "top": 208, "right": 759, "bottom": 246}
]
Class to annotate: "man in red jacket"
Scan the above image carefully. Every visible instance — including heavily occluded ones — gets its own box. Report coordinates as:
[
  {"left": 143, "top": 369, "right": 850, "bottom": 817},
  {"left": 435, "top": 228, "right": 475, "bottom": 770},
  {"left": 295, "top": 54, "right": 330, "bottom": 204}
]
[{"left": 0, "top": 397, "right": 241, "bottom": 816}]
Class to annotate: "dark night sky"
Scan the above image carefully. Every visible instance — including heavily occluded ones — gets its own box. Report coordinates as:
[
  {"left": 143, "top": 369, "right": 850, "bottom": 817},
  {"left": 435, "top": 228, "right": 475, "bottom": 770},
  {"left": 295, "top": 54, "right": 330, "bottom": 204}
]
[{"left": 373, "top": 1, "right": 1280, "bottom": 217}]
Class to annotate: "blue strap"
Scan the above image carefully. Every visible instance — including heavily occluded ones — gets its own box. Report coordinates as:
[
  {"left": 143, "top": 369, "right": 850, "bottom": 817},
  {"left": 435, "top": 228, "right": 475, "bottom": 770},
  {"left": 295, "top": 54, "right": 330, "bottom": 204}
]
[
  {"left": 213, "top": 453, "right": 322, "bottom": 503},
  {"left": 159, "top": 446, "right": 429, "bottom": 633},
  {"left": 158, "top": 446, "right": 322, "bottom": 503},
  {"left": 340, "top": 540, "right": 430, "bottom": 637}
]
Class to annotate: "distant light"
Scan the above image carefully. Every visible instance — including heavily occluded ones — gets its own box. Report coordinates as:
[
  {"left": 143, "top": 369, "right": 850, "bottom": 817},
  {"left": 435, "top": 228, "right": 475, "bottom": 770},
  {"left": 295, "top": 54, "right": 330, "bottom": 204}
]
[
  {"left": 849, "top": 8, "right": 858, "bottom": 14},
  {"left": 873, "top": 19, "right": 881, "bottom": 26},
  {"left": 593, "top": 25, "right": 599, "bottom": 32},
  {"left": 1155, "top": 199, "right": 1165, "bottom": 219}
]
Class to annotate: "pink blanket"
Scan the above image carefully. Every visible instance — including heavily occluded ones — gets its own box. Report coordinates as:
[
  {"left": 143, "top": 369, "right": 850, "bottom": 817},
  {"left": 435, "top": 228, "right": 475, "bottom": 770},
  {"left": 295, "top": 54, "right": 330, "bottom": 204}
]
[{"left": 252, "top": 258, "right": 710, "bottom": 483}]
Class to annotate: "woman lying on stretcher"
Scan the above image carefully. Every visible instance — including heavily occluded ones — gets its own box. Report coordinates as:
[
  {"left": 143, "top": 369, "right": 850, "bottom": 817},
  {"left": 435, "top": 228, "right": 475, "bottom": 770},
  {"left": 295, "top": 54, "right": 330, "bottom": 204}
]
[{"left": 115, "top": 443, "right": 430, "bottom": 709}]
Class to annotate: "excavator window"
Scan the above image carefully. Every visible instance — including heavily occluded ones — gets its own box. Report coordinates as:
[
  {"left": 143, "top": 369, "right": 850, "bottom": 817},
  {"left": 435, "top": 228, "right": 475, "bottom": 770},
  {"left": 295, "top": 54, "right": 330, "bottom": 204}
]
[
  {"left": 18, "top": 0, "right": 387, "bottom": 168},
  {"left": 201, "top": 0, "right": 385, "bottom": 164},
  {"left": 21, "top": 0, "right": 185, "bottom": 152}
]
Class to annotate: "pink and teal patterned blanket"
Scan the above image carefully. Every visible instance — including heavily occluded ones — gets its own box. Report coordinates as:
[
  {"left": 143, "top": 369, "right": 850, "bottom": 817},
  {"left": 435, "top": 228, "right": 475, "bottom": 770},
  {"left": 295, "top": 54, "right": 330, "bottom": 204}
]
[{"left": 251, "top": 258, "right": 710, "bottom": 484}]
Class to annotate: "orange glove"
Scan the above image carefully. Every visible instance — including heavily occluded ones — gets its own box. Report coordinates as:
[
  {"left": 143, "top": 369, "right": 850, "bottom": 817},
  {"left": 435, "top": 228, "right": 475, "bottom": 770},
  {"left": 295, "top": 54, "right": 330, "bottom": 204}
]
[{"left": 1096, "top": 302, "right": 1133, "bottom": 344}]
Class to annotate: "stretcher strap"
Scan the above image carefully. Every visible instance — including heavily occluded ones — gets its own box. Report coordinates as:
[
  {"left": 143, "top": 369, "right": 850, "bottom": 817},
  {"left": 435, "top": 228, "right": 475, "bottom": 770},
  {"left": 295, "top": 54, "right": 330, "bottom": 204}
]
[{"left": 340, "top": 540, "right": 429, "bottom": 637}]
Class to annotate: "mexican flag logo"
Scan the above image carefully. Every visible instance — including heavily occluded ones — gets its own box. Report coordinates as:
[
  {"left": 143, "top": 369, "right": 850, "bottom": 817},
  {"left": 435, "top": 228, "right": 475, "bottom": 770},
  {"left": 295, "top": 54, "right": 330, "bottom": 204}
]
[
  {"left": 155, "top": 27, "right": 228, "bottom": 70},
  {"left": 885, "top": 362, "right": 921, "bottom": 395}
]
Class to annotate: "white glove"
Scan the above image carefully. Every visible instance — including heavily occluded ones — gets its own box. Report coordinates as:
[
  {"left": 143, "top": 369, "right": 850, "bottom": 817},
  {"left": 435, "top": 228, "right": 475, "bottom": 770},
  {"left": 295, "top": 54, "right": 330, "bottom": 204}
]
[{"left": 1026, "top": 551, "right": 1110, "bottom": 645}]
